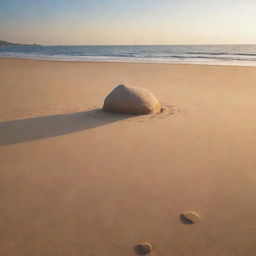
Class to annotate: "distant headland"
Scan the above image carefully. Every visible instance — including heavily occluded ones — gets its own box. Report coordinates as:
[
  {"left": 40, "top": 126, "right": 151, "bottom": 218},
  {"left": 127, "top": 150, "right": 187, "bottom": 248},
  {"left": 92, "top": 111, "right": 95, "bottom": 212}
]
[{"left": 0, "top": 40, "right": 40, "bottom": 46}]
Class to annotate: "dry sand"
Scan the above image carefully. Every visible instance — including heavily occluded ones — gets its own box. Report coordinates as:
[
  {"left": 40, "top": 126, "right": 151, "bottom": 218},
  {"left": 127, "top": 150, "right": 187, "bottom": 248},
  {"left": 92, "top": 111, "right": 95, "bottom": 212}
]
[{"left": 1, "top": 58, "right": 256, "bottom": 256}]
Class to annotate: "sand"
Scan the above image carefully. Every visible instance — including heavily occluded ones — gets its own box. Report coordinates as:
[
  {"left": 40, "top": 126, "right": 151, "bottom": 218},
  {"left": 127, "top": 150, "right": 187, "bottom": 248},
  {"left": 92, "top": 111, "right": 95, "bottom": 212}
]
[{"left": 1, "top": 57, "right": 256, "bottom": 256}]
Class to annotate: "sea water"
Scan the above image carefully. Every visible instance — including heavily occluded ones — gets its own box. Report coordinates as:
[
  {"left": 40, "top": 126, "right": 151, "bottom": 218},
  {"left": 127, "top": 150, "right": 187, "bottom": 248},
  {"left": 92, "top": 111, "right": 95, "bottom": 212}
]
[{"left": 0, "top": 44, "right": 256, "bottom": 66}]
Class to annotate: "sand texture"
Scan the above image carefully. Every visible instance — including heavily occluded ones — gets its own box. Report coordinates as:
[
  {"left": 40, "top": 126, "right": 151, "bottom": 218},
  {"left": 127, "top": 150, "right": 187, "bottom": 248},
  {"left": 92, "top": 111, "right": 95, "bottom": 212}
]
[{"left": 1, "top": 58, "right": 256, "bottom": 256}]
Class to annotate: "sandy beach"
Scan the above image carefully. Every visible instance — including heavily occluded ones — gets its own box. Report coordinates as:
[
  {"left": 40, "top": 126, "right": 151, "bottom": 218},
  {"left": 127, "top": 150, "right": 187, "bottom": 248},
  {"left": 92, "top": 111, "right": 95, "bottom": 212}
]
[{"left": 1, "top": 57, "right": 256, "bottom": 256}]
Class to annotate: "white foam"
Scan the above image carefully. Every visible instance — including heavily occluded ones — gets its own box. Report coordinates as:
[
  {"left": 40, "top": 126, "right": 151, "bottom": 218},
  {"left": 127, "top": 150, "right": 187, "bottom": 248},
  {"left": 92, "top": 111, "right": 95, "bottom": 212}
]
[{"left": 1, "top": 51, "right": 256, "bottom": 67}]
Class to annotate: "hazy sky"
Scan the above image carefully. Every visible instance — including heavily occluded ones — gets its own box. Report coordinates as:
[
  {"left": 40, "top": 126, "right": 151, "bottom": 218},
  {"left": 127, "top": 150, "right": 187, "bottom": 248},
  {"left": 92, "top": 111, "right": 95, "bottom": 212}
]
[{"left": 0, "top": 0, "right": 256, "bottom": 45}]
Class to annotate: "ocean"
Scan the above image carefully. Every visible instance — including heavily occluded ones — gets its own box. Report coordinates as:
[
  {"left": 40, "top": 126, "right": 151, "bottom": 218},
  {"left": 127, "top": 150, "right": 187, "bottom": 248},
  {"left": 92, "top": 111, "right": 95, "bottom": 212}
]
[{"left": 0, "top": 44, "right": 256, "bottom": 66}]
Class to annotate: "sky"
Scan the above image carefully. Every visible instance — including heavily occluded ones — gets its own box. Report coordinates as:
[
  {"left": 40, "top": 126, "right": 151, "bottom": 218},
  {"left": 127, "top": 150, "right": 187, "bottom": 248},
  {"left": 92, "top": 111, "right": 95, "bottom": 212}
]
[{"left": 0, "top": 0, "right": 256, "bottom": 45}]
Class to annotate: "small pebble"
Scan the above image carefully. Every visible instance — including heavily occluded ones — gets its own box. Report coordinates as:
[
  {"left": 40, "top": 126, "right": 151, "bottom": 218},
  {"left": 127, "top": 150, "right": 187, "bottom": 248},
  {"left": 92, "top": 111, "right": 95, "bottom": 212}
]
[
  {"left": 180, "top": 211, "right": 200, "bottom": 224},
  {"left": 134, "top": 242, "right": 152, "bottom": 255}
]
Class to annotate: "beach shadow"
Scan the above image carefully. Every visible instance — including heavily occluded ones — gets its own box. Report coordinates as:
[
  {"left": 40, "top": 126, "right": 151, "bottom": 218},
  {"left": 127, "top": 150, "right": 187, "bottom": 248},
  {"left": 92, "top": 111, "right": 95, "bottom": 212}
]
[{"left": 0, "top": 109, "right": 133, "bottom": 146}]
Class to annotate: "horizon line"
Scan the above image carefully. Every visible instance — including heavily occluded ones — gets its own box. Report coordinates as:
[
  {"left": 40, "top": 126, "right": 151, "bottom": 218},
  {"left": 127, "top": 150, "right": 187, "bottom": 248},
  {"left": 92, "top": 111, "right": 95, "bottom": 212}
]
[{"left": 1, "top": 40, "right": 256, "bottom": 47}]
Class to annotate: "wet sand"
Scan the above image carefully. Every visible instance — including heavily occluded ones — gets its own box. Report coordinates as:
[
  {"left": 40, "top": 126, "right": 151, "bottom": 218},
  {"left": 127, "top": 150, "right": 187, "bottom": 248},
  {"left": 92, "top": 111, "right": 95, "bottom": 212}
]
[{"left": 1, "top": 58, "right": 256, "bottom": 256}]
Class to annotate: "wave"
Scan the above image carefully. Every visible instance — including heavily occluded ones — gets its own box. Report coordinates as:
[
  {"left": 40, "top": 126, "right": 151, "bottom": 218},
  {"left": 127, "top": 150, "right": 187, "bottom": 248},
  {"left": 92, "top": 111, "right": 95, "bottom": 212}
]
[
  {"left": 1, "top": 44, "right": 256, "bottom": 66},
  {"left": 185, "top": 52, "right": 256, "bottom": 57},
  {"left": 234, "top": 53, "right": 256, "bottom": 57},
  {"left": 167, "top": 55, "right": 232, "bottom": 60},
  {"left": 185, "top": 52, "right": 228, "bottom": 55}
]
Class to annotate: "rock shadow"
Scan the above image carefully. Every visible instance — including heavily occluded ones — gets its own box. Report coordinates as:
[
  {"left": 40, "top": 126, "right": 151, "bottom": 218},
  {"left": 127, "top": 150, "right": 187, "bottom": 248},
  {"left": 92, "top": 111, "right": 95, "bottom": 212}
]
[{"left": 0, "top": 109, "right": 133, "bottom": 145}]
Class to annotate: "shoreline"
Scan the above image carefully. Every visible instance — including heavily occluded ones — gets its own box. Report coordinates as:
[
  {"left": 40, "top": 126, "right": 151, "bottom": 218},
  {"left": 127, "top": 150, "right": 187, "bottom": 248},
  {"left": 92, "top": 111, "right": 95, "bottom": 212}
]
[{"left": 1, "top": 56, "right": 256, "bottom": 68}]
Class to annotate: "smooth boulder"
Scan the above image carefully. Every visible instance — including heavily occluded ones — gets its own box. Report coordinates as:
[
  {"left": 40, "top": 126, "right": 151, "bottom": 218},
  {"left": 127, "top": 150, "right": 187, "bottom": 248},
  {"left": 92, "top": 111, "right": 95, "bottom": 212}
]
[{"left": 103, "top": 84, "right": 161, "bottom": 115}]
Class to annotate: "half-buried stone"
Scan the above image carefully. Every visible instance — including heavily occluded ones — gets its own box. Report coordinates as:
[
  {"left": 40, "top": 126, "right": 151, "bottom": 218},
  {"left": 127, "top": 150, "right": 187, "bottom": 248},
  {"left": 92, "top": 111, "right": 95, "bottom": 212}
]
[
  {"left": 180, "top": 211, "right": 200, "bottom": 224},
  {"left": 103, "top": 84, "right": 161, "bottom": 115},
  {"left": 134, "top": 242, "right": 153, "bottom": 255}
]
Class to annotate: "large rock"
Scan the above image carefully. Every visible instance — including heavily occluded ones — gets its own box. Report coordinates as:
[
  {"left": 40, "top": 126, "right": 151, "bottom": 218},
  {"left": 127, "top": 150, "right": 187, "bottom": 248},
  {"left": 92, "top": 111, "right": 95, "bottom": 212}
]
[{"left": 103, "top": 85, "right": 161, "bottom": 115}]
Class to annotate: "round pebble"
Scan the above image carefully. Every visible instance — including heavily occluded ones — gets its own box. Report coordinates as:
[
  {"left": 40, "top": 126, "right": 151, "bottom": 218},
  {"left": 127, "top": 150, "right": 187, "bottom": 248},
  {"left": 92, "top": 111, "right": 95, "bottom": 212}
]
[
  {"left": 180, "top": 211, "right": 200, "bottom": 224},
  {"left": 134, "top": 242, "right": 152, "bottom": 255}
]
